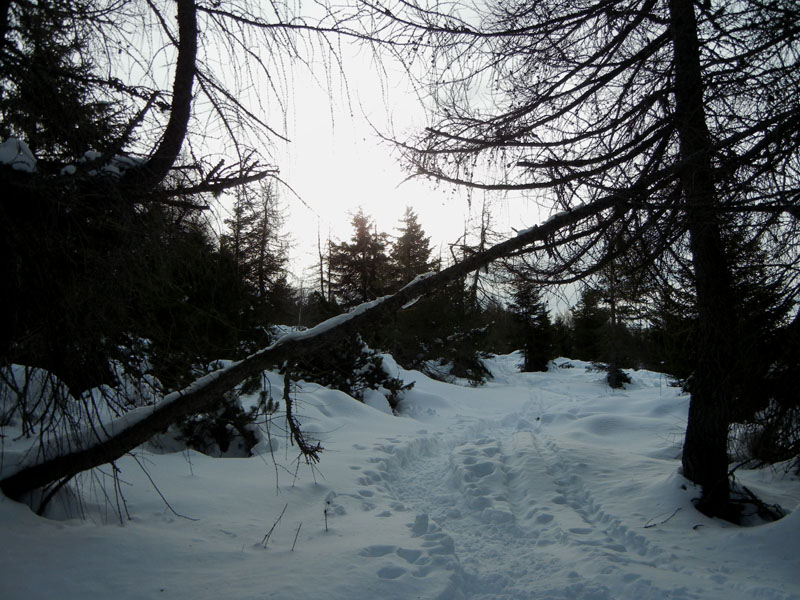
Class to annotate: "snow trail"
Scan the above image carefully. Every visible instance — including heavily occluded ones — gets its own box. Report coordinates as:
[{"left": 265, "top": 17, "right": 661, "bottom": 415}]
[
  {"left": 345, "top": 357, "right": 799, "bottom": 599},
  {"left": 375, "top": 413, "right": 681, "bottom": 599},
  {"left": 2, "top": 354, "right": 799, "bottom": 600}
]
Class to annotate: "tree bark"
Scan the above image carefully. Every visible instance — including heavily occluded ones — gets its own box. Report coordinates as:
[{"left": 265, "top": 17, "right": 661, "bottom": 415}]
[
  {"left": 124, "top": 0, "right": 197, "bottom": 191},
  {"left": 0, "top": 195, "right": 623, "bottom": 500},
  {"left": 669, "top": 0, "right": 737, "bottom": 518}
]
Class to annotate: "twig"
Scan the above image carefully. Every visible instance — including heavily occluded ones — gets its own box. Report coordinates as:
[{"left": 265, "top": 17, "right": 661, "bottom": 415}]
[
  {"left": 183, "top": 448, "right": 194, "bottom": 476},
  {"left": 262, "top": 502, "right": 288, "bottom": 547},
  {"left": 283, "top": 368, "right": 323, "bottom": 463},
  {"left": 258, "top": 376, "right": 282, "bottom": 493},
  {"left": 36, "top": 476, "right": 73, "bottom": 516},
  {"left": 644, "top": 507, "right": 681, "bottom": 528},
  {"left": 111, "top": 462, "right": 131, "bottom": 524},
  {"left": 732, "top": 485, "right": 786, "bottom": 522},
  {"left": 131, "top": 454, "right": 198, "bottom": 521},
  {"left": 291, "top": 522, "right": 302, "bottom": 551}
]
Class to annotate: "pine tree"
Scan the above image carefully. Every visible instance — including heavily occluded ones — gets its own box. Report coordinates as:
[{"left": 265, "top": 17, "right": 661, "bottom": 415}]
[
  {"left": 223, "top": 183, "right": 288, "bottom": 300},
  {"left": 329, "top": 209, "right": 391, "bottom": 308},
  {"left": 481, "top": 298, "right": 520, "bottom": 355},
  {"left": 0, "top": 1, "right": 124, "bottom": 163},
  {"left": 221, "top": 182, "right": 292, "bottom": 342},
  {"left": 551, "top": 314, "right": 574, "bottom": 359},
  {"left": 595, "top": 248, "right": 641, "bottom": 387},
  {"left": 509, "top": 277, "right": 554, "bottom": 372},
  {"left": 571, "top": 288, "right": 609, "bottom": 363},
  {"left": 390, "top": 207, "right": 435, "bottom": 289},
  {"left": 139, "top": 218, "right": 244, "bottom": 390}
]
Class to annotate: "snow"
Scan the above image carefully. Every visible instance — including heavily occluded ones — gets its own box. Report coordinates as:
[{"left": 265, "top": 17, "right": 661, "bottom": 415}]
[
  {"left": 263, "top": 296, "right": 390, "bottom": 350},
  {"left": 79, "top": 150, "right": 146, "bottom": 177},
  {"left": 2, "top": 354, "right": 799, "bottom": 600},
  {"left": 0, "top": 138, "right": 36, "bottom": 172},
  {"left": 0, "top": 140, "right": 146, "bottom": 177},
  {"left": 399, "top": 272, "right": 437, "bottom": 308}
]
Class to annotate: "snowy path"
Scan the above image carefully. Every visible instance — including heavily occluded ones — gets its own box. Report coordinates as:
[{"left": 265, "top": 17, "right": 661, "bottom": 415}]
[
  {"left": 375, "top": 415, "right": 678, "bottom": 599},
  {"left": 2, "top": 354, "right": 799, "bottom": 600},
  {"left": 342, "top": 357, "right": 800, "bottom": 599}
]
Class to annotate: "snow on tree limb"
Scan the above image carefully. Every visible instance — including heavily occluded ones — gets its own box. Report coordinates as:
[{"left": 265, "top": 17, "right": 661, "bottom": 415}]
[{"left": 0, "top": 195, "right": 621, "bottom": 500}]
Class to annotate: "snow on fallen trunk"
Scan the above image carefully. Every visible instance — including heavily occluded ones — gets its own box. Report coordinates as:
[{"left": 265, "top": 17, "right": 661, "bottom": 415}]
[{"left": 0, "top": 197, "right": 621, "bottom": 500}]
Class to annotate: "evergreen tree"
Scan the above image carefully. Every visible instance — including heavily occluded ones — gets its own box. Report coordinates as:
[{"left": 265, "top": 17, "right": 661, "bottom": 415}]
[
  {"left": 551, "top": 314, "right": 575, "bottom": 359},
  {"left": 222, "top": 183, "right": 289, "bottom": 300},
  {"left": 384, "top": 218, "right": 492, "bottom": 385},
  {"left": 418, "top": 277, "right": 491, "bottom": 384},
  {"left": 139, "top": 217, "right": 244, "bottom": 390},
  {"left": 378, "top": 211, "right": 436, "bottom": 366},
  {"left": 329, "top": 209, "right": 391, "bottom": 308},
  {"left": 390, "top": 206, "right": 435, "bottom": 288},
  {"left": 299, "top": 290, "right": 340, "bottom": 328},
  {"left": 221, "top": 182, "right": 292, "bottom": 342},
  {"left": 509, "top": 277, "right": 553, "bottom": 372},
  {"left": 571, "top": 288, "right": 609, "bottom": 363},
  {"left": 0, "top": 1, "right": 125, "bottom": 164},
  {"left": 481, "top": 298, "right": 519, "bottom": 355},
  {"left": 570, "top": 283, "right": 633, "bottom": 387},
  {"left": 595, "top": 248, "right": 641, "bottom": 387}
]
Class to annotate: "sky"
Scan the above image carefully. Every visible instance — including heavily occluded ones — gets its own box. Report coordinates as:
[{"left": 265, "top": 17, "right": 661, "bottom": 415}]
[{"left": 254, "top": 44, "right": 548, "bottom": 282}]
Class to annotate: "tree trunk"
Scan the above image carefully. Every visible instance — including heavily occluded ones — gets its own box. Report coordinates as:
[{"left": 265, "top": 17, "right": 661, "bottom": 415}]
[
  {"left": 669, "top": 0, "right": 737, "bottom": 518},
  {"left": 124, "top": 0, "right": 197, "bottom": 191}
]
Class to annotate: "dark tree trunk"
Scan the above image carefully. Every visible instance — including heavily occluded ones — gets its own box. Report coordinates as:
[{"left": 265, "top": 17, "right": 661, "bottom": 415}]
[
  {"left": 669, "top": 0, "right": 737, "bottom": 518},
  {"left": 124, "top": 0, "right": 197, "bottom": 191}
]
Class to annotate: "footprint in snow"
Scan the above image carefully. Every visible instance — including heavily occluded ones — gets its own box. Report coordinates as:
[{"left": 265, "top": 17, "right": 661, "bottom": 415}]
[{"left": 358, "top": 514, "right": 458, "bottom": 583}]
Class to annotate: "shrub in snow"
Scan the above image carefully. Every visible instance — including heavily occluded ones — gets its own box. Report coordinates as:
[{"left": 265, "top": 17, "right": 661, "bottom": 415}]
[
  {"left": 412, "top": 327, "right": 492, "bottom": 386},
  {"left": 143, "top": 361, "right": 262, "bottom": 458},
  {"left": 587, "top": 361, "right": 631, "bottom": 389},
  {"left": 731, "top": 401, "right": 800, "bottom": 471},
  {"left": 606, "top": 365, "right": 632, "bottom": 389},
  {"left": 170, "top": 390, "right": 260, "bottom": 458},
  {"left": 288, "top": 335, "right": 412, "bottom": 412}
]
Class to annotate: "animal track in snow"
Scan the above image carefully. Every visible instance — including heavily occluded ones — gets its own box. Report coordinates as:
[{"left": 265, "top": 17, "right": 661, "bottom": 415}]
[{"left": 362, "top": 411, "right": 682, "bottom": 599}]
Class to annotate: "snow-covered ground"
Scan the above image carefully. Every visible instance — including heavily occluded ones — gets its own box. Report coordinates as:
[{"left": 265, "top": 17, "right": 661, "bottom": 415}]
[{"left": 1, "top": 354, "right": 798, "bottom": 599}]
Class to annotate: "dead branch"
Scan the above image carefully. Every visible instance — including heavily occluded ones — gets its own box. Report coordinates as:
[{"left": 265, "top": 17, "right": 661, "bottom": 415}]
[{"left": 283, "top": 368, "right": 323, "bottom": 464}]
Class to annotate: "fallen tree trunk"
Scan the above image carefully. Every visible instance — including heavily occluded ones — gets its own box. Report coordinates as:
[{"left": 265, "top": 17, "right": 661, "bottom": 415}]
[{"left": 0, "top": 196, "right": 620, "bottom": 500}]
